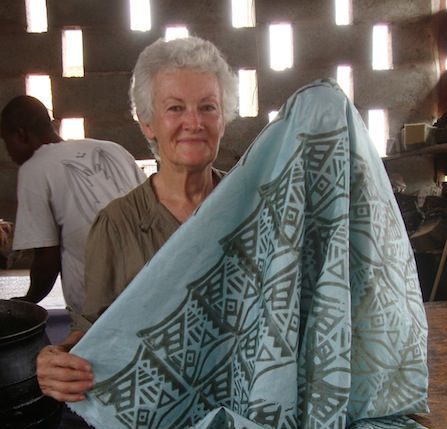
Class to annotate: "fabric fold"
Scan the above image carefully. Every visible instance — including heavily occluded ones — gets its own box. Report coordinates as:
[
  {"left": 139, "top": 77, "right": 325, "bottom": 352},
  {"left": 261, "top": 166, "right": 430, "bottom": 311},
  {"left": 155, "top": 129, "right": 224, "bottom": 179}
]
[{"left": 69, "top": 79, "right": 428, "bottom": 429}]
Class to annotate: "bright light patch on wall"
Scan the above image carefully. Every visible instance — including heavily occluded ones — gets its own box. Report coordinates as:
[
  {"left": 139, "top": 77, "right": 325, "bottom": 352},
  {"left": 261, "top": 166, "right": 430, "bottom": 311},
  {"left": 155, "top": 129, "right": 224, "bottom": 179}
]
[
  {"left": 268, "top": 111, "right": 279, "bottom": 122},
  {"left": 231, "top": 0, "right": 256, "bottom": 28},
  {"left": 238, "top": 69, "right": 258, "bottom": 117},
  {"left": 26, "top": 74, "right": 53, "bottom": 119},
  {"left": 165, "top": 26, "right": 189, "bottom": 41},
  {"left": 269, "top": 23, "right": 294, "bottom": 71},
  {"left": 336, "top": 65, "right": 353, "bottom": 100},
  {"left": 372, "top": 24, "right": 392, "bottom": 70},
  {"left": 129, "top": 0, "right": 151, "bottom": 31},
  {"left": 136, "top": 159, "right": 158, "bottom": 177},
  {"left": 335, "top": 0, "right": 352, "bottom": 25},
  {"left": 368, "top": 109, "right": 388, "bottom": 157},
  {"left": 62, "top": 29, "right": 84, "bottom": 77},
  {"left": 26, "top": 0, "right": 48, "bottom": 33},
  {"left": 60, "top": 118, "right": 85, "bottom": 140}
]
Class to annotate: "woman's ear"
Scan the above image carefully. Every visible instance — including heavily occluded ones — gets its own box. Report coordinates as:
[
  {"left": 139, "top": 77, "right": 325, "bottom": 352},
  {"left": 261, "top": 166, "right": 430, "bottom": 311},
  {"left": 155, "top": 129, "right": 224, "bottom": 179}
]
[{"left": 137, "top": 114, "right": 156, "bottom": 140}]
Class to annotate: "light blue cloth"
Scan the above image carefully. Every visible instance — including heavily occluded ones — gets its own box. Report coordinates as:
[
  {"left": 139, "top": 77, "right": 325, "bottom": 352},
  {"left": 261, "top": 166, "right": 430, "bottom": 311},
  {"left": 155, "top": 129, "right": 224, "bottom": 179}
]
[{"left": 69, "top": 79, "right": 429, "bottom": 428}]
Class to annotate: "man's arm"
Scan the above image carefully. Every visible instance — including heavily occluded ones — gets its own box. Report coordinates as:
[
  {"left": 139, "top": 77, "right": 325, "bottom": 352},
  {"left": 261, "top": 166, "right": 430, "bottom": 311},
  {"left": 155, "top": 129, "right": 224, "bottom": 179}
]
[{"left": 19, "top": 246, "right": 61, "bottom": 303}]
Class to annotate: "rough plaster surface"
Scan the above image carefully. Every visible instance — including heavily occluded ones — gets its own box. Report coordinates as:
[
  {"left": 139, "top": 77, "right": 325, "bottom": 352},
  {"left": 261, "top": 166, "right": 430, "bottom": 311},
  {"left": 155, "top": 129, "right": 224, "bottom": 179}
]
[{"left": 0, "top": 0, "right": 443, "bottom": 224}]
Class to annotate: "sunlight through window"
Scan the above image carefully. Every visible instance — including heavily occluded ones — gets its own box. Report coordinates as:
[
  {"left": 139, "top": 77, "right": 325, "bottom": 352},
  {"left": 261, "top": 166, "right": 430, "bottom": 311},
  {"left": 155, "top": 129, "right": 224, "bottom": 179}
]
[
  {"left": 62, "top": 29, "right": 84, "bottom": 77},
  {"left": 60, "top": 118, "right": 85, "bottom": 140},
  {"left": 368, "top": 109, "right": 388, "bottom": 157},
  {"left": 337, "top": 65, "right": 353, "bottom": 100},
  {"left": 269, "top": 23, "right": 294, "bottom": 71},
  {"left": 135, "top": 159, "right": 158, "bottom": 177},
  {"left": 238, "top": 69, "right": 258, "bottom": 117},
  {"left": 26, "top": 75, "right": 53, "bottom": 119},
  {"left": 231, "top": 0, "right": 256, "bottom": 28},
  {"left": 335, "top": 0, "right": 352, "bottom": 25},
  {"left": 26, "top": 0, "right": 48, "bottom": 33},
  {"left": 268, "top": 111, "right": 279, "bottom": 122},
  {"left": 372, "top": 24, "right": 392, "bottom": 70},
  {"left": 129, "top": 0, "right": 151, "bottom": 31},
  {"left": 165, "top": 26, "right": 189, "bottom": 41}
]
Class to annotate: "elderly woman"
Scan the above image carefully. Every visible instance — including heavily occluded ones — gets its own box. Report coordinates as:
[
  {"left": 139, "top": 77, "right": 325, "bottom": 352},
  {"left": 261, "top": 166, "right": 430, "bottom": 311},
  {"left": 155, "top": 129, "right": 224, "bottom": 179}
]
[{"left": 36, "top": 36, "right": 238, "bottom": 403}]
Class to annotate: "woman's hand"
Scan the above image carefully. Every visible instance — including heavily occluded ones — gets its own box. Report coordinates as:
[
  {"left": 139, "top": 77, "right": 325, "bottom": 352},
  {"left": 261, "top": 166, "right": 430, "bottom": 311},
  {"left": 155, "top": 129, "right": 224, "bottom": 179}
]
[{"left": 36, "top": 331, "right": 94, "bottom": 402}]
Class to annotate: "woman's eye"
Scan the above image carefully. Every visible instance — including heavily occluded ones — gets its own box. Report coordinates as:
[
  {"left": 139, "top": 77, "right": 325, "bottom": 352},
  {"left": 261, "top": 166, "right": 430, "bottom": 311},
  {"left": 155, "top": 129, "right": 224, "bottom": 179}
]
[
  {"left": 201, "top": 104, "right": 217, "bottom": 112},
  {"left": 168, "top": 105, "right": 183, "bottom": 112}
]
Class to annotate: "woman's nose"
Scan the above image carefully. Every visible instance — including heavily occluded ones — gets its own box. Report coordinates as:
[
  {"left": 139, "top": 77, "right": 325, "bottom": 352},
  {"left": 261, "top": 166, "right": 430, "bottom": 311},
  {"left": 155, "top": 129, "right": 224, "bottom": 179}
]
[{"left": 183, "top": 109, "right": 203, "bottom": 131}]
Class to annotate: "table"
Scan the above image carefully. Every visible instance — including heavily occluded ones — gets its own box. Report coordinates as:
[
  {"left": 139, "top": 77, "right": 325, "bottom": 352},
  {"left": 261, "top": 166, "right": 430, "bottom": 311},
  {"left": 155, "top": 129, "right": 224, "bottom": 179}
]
[{"left": 411, "top": 301, "right": 447, "bottom": 428}]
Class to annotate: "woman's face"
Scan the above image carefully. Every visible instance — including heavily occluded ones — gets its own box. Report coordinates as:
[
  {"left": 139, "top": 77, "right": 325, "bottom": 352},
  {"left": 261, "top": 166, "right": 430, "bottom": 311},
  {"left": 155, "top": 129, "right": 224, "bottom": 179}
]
[{"left": 140, "top": 69, "right": 225, "bottom": 171}]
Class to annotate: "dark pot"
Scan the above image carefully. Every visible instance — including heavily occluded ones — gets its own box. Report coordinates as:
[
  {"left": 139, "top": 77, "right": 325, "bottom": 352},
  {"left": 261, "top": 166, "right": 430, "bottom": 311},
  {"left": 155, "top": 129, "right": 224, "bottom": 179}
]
[{"left": 0, "top": 299, "right": 62, "bottom": 428}]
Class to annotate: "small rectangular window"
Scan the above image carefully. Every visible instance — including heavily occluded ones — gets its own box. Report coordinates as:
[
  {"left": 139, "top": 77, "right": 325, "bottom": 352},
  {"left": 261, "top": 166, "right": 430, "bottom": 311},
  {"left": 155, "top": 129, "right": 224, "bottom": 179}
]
[
  {"left": 268, "top": 111, "right": 279, "bottom": 122},
  {"left": 238, "top": 69, "right": 258, "bottom": 117},
  {"left": 135, "top": 159, "right": 158, "bottom": 177},
  {"left": 129, "top": 0, "right": 151, "bottom": 31},
  {"left": 26, "top": 0, "right": 48, "bottom": 33},
  {"left": 336, "top": 65, "right": 353, "bottom": 101},
  {"left": 60, "top": 118, "right": 85, "bottom": 140},
  {"left": 335, "top": 0, "right": 352, "bottom": 25},
  {"left": 62, "top": 29, "right": 84, "bottom": 78},
  {"left": 269, "top": 23, "right": 294, "bottom": 71},
  {"left": 372, "top": 24, "right": 392, "bottom": 70},
  {"left": 231, "top": 0, "right": 256, "bottom": 28},
  {"left": 25, "top": 74, "right": 53, "bottom": 119},
  {"left": 165, "top": 26, "right": 189, "bottom": 41},
  {"left": 368, "top": 109, "right": 388, "bottom": 157}
]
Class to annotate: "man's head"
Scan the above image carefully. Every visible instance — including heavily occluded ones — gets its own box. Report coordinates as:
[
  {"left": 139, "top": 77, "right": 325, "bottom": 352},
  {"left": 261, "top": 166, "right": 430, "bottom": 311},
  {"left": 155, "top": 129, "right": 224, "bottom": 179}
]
[{"left": 1, "top": 95, "right": 57, "bottom": 165}]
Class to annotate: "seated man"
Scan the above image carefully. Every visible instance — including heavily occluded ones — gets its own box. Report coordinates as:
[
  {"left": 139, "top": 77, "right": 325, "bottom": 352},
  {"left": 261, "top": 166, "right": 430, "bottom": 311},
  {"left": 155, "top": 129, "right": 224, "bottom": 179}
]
[{"left": 1, "top": 96, "right": 146, "bottom": 316}]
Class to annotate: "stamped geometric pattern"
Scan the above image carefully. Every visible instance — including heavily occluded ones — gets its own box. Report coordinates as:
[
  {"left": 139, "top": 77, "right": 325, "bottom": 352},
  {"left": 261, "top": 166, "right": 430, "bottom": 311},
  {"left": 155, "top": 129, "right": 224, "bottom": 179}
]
[{"left": 71, "top": 80, "right": 428, "bottom": 429}]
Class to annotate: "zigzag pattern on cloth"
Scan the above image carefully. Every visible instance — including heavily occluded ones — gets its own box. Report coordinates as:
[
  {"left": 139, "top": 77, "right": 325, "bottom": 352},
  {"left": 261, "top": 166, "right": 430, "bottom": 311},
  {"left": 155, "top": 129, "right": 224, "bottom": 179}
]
[{"left": 70, "top": 79, "right": 428, "bottom": 429}]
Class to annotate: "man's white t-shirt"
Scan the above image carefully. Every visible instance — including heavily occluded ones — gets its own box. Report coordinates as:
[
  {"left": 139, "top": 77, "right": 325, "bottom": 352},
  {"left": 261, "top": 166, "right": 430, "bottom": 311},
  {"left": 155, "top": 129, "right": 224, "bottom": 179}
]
[{"left": 13, "top": 139, "right": 147, "bottom": 313}]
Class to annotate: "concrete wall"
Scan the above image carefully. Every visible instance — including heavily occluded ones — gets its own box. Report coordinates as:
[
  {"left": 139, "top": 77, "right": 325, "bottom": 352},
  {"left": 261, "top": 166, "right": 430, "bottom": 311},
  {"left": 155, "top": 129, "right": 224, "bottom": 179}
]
[{"left": 0, "top": 0, "right": 444, "bottom": 223}]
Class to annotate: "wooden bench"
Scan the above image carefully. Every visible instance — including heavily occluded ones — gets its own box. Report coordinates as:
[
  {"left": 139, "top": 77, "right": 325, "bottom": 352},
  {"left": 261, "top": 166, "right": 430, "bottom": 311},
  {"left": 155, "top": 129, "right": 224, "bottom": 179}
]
[{"left": 411, "top": 301, "right": 447, "bottom": 428}]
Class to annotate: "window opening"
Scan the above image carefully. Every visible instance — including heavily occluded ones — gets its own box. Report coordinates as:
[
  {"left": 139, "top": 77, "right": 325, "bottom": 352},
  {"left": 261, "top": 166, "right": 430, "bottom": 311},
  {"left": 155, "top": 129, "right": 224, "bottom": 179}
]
[
  {"left": 135, "top": 159, "right": 158, "bottom": 177},
  {"left": 26, "top": 0, "right": 48, "bottom": 33},
  {"left": 60, "top": 118, "right": 85, "bottom": 140},
  {"left": 165, "top": 26, "right": 189, "bottom": 41},
  {"left": 368, "top": 109, "right": 388, "bottom": 157},
  {"left": 238, "top": 69, "right": 258, "bottom": 117},
  {"left": 268, "top": 111, "right": 279, "bottom": 122},
  {"left": 25, "top": 74, "right": 53, "bottom": 119},
  {"left": 62, "top": 29, "right": 84, "bottom": 77},
  {"left": 269, "top": 23, "right": 294, "bottom": 71},
  {"left": 231, "top": 0, "right": 256, "bottom": 28},
  {"left": 372, "top": 24, "right": 392, "bottom": 70},
  {"left": 129, "top": 0, "right": 151, "bottom": 31},
  {"left": 335, "top": 0, "right": 352, "bottom": 25},
  {"left": 336, "top": 65, "right": 353, "bottom": 101}
]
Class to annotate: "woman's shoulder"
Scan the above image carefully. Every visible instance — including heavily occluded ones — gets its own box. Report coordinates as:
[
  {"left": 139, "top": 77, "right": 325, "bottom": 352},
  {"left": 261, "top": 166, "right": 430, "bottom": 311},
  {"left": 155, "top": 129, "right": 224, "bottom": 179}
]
[
  {"left": 212, "top": 167, "right": 227, "bottom": 182},
  {"left": 97, "top": 179, "right": 153, "bottom": 223}
]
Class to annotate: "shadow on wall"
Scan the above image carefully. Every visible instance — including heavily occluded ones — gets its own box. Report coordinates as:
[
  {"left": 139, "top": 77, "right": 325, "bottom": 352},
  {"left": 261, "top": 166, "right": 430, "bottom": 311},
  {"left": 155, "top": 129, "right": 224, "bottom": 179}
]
[
  {"left": 433, "top": 9, "right": 447, "bottom": 114},
  {"left": 394, "top": 10, "right": 447, "bottom": 121},
  {"left": 421, "top": 10, "right": 447, "bottom": 116}
]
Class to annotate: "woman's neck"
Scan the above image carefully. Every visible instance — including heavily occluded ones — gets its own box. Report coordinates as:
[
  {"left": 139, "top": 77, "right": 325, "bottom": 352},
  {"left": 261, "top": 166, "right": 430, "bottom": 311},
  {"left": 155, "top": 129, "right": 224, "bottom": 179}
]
[{"left": 151, "top": 167, "right": 215, "bottom": 223}]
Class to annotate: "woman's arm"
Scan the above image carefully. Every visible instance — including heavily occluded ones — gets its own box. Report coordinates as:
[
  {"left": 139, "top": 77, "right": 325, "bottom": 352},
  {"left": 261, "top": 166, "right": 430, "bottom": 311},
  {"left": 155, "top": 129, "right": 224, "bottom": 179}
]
[{"left": 36, "top": 330, "right": 94, "bottom": 402}]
